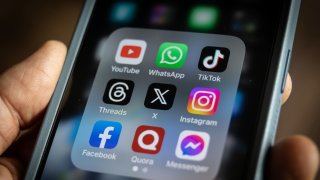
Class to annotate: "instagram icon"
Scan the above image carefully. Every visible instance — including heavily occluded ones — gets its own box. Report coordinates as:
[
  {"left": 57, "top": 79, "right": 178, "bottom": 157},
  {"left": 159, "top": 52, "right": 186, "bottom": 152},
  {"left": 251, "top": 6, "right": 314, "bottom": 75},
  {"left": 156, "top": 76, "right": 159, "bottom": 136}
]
[{"left": 187, "top": 87, "right": 220, "bottom": 115}]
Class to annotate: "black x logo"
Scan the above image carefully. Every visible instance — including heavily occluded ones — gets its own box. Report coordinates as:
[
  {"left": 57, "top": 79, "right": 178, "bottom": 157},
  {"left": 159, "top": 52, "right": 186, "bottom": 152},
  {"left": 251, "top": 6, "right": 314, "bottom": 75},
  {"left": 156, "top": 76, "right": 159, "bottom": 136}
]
[{"left": 144, "top": 83, "right": 176, "bottom": 110}]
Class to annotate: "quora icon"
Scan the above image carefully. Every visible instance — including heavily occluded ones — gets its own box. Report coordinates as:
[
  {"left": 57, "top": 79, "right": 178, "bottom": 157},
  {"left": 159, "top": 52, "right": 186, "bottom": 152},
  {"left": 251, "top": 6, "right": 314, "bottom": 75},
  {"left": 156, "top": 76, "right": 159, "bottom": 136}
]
[{"left": 132, "top": 125, "right": 165, "bottom": 154}]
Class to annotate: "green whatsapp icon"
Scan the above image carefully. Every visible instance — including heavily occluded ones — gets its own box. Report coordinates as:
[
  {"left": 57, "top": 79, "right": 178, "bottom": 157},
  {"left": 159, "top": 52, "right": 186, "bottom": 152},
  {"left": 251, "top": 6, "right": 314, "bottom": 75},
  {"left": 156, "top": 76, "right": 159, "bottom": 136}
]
[{"left": 156, "top": 42, "right": 188, "bottom": 69}]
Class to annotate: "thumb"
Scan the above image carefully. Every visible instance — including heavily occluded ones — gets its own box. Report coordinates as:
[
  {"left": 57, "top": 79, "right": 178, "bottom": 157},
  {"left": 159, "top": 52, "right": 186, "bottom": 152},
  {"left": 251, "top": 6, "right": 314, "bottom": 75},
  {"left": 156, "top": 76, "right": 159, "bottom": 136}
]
[
  {"left": 266, "top": 135, "right": 319, "bottom": 180},
  {"left": 0, "top": 40, "right": 66, "bottom": 154}
]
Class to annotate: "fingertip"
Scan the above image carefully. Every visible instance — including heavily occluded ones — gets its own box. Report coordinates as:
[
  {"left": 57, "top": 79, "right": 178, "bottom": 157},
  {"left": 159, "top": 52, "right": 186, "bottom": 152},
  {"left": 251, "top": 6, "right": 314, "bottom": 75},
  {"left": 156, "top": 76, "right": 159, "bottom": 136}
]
[
  {"left": 282, "top": 74, "right": 292, "bottom": 105},
  {"left": 28, "top": 40, "right": 67, "bottom": 68},
  {"left": 267, "top": 135, "right": 319, "bottom": 180},
  {"left": 42, "top": 40, "right": 67, "bottom": 53}
]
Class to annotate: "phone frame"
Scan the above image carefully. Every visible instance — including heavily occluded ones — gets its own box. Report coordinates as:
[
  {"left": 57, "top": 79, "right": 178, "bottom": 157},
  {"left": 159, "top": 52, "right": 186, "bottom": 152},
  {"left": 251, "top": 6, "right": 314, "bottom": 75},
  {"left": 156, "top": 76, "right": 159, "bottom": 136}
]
[
  {"left": 247, "top": 0, "right": 300, "bottom": 179},
  {"left": 25, "top": 0, "right": 301, "bottom": 179}
]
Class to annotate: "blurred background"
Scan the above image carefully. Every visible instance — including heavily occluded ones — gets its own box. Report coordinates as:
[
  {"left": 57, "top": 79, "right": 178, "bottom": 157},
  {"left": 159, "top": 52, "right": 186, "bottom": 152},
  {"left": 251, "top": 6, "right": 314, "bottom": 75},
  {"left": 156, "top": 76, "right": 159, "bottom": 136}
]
[{"left": 0, "top": 0, "right": 319, "bottom": 179}]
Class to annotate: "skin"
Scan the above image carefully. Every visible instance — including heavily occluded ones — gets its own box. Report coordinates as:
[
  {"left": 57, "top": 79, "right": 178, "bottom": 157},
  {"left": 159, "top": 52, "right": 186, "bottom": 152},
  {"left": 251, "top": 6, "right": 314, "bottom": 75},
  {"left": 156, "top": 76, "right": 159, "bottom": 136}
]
[{"left": 0, "top": 41, "right": 318, "bottom": 179}]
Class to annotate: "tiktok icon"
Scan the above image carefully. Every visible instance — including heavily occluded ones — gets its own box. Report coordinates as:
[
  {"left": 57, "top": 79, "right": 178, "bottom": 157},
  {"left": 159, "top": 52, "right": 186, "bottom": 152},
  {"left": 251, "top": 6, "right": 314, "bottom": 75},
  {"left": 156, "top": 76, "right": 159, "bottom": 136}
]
[
  {"left": 89, "top": 120, "right": 122, "bottom": 149},
  {"left": 198, "top": 46, "right": 230, "bottom": 72}
]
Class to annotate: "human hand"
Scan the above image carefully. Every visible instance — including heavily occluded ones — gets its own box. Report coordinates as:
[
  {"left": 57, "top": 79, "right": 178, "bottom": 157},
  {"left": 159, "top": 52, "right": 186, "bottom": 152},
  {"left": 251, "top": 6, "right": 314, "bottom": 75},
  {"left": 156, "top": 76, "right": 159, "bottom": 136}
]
[{"left": 0, "top": 41, "right": 318, "bottom": 179}]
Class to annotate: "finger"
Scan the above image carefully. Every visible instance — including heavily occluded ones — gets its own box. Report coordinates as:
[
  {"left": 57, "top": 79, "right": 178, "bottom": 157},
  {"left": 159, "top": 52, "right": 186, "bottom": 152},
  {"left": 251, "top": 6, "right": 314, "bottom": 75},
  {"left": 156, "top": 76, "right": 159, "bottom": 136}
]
[
  {"left": 266, "top": 135, "right": 319, "bottom": 180},
  {"left": 0, "top": 157, "right": 23, "bottom": 180},
  {"left": 0, "top": 41, "right": 67, "bottom": 154},
  {"left": 4, "top": 121, "right": 42, "bottom": 164},
  {"left": 282, "top": 74, "right": 292, "bottom": 105}
]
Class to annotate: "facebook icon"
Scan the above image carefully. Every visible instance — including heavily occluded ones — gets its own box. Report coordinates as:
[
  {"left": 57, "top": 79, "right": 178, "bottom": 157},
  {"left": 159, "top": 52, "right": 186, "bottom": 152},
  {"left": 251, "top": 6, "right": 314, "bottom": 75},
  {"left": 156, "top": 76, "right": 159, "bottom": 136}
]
[{"left": 89, "top": 120, "right": 122, "bottom": 149}]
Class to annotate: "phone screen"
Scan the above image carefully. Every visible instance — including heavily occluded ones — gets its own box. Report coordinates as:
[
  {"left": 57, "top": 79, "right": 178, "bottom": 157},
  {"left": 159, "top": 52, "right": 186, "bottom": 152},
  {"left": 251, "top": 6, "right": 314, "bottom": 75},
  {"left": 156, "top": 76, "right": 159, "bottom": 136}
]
[{"left": 38, "top": 0, "right": 286, "bottom": 179}]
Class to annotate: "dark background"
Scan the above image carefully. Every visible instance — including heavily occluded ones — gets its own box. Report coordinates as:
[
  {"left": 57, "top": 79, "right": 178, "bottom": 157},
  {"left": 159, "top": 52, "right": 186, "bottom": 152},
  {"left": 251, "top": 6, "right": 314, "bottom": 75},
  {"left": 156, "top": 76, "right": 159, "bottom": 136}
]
[{"left": 0, "top": 0, "right": 319, "bottom": 179}]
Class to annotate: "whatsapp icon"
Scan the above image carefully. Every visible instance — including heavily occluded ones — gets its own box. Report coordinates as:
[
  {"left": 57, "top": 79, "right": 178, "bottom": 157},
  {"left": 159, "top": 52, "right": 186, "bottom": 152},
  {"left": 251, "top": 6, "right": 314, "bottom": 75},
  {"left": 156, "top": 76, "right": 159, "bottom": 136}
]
[{"left": 156, "top": 42, "right": 188, "bottom": 69}]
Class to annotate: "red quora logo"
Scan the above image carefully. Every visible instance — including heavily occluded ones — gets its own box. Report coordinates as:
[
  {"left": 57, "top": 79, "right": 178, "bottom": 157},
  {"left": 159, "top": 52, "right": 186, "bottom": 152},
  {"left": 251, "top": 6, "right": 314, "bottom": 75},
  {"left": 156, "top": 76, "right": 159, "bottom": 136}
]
[{"left": 132, "top": 125, "right": 165, "bottom": 154}]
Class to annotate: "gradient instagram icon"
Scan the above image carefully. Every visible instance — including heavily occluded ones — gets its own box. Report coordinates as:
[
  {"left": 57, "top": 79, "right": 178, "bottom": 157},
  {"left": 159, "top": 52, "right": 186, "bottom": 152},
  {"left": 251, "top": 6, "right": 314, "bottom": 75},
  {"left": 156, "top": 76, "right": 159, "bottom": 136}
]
[{"left": 187, "top": 87, "right": 220, "bottom": 115}]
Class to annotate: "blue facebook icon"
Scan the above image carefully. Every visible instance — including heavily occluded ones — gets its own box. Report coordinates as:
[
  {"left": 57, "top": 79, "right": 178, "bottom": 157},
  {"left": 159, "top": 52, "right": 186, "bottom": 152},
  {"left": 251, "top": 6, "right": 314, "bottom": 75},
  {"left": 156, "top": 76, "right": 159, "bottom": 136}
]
[{"left": 89, "top": 120, "right": 122, "bottom": 149}]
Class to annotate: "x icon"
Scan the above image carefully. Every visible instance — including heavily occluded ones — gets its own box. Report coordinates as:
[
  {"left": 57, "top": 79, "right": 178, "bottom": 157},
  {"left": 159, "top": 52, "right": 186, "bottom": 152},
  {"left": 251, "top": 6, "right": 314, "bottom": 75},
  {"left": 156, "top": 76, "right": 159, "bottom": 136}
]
[{"left": 144, "top": 83, "right": 177, "bottom": 110}]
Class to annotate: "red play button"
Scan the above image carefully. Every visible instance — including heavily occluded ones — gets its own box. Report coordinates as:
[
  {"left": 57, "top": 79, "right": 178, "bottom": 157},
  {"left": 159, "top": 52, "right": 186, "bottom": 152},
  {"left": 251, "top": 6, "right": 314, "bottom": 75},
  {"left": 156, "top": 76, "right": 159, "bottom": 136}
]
[
  {"left": 116, "top": 39, "right": 147, "bottom": 65},
  {"left": 120, "top": 45, "right": 142, "bottom": 58}
]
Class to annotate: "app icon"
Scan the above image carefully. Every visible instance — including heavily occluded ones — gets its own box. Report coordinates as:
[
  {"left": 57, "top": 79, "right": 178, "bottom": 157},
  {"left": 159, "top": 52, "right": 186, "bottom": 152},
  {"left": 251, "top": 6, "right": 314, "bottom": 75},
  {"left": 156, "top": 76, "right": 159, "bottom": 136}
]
[
  {"left": 116, "top": 39, "right": 147, "bottom": 65},
  {"left": 149, "top": 4, "right": 173, "bottom": 26},
  {"left": 187, "top": 87, "right": 220, "bottom": 116},
  {"left": 198, "top": 47, "right": 230, "bottom": 72},
  {"left": 103, "top": 79, "right": 134, "bottom": 105},
  {"left": 188, "top": 6, "right": 219, "bottom": 31},
  {"left": 156, "top": 42, "right": 188, "bottom": 69},
  {"left": 89, "top": 120, "right": 122, "bottom": 149},
  {"left": 132, "top": 125, "right": 165, "bottom": 154},
  {"left": 110, "top": 2, "right": 136, "bottom": 24},
  {"left": 175, "top": 130, "right": 210, "bottom": 161},
  {"left": 144, "top": 83, "right": 177, "bottom": 110}
]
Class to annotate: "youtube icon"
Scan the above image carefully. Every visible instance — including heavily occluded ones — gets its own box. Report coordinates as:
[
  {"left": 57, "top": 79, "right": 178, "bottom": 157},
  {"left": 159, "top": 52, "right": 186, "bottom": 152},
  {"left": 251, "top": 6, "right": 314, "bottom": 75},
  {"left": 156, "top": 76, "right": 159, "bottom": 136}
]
[
  {"left": 116, "top": 39, "right": 147, "bottom": 65},
  {"left": 121, "top": 45, "right": 141, "bottom": 58}
]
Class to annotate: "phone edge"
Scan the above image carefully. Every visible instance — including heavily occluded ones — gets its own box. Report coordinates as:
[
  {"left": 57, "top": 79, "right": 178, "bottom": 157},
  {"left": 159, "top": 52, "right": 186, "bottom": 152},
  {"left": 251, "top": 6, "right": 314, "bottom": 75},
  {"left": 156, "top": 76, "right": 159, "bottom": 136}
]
[
  {"left": 249, "top": 0, "right": 301, "bottom": 179},
  {"left": 24, "top": 1, "right": 96, "bottom": 179}
]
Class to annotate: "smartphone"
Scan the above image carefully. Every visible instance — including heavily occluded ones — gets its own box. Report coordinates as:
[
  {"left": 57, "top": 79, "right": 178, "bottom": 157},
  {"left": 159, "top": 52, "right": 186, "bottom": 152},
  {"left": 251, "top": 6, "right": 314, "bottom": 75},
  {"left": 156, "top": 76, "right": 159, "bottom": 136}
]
[{"left": 25, "top": 0, "right": 300, "bottom": 179}]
